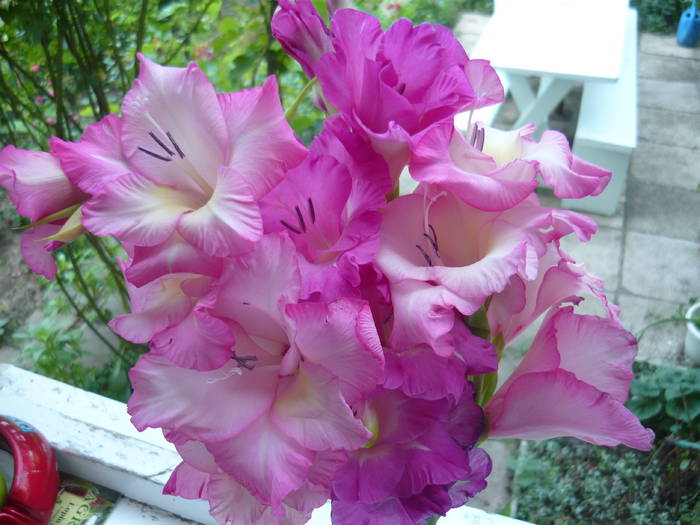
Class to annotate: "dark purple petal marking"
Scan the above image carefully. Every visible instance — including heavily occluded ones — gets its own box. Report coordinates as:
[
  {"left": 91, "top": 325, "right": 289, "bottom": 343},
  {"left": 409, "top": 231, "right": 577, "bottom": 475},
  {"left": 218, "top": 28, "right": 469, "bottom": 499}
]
[
  {"left": 295, "top": 205, "right": 307, "bottom": 233},
  {"left": 429, "top": 223, "right": 440, "bottom": 255},
  {"left": 233, "top": 355, "right": 257, "bottom": 371},
  {"left": 280, "top": 219, "right": 302, "bottom": 234},
  {"left": 167, "top": 131, "right": 185, "bottom": 159},
  {"left": 148, "top": 131, "right": 175, "bottom": 156},
  {"left": 308, "top": 198, "right": 316, "bottom": 224},
  {"left": 415, "top": 244, "right": 433, "bottom": 267},
  {"left": 137, "top": 146, "right": 172, "bottom": 162}
]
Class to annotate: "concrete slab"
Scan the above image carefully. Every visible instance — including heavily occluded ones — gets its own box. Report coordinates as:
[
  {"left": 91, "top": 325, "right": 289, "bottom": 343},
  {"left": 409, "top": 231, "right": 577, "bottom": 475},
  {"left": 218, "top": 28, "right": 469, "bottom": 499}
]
[
  {"left": 639, "top": 33, "right": 700, "bottom": 60},
  {"left": 639, "top": 53, "right": 700, "bottom": 82},
  {"left": 630, "top": 140, "right": 700, "bottom": 191},
  {"left": 638, "top": 107, "right": 700, "bottom": 149},
  {"left": 559, "top": 227, "right": 623, "bottom": 292},
  {"left": 621, "top": 232, "right": 700, "bottom": 303},
  {"left": 617, "top": 293, "right": 686, "bottom": 365},
  {"left": 639, "top": 78, "right": 700, "bottom": 113},
  {"left": 469, "top": 439, "right": 515, "bottom": 514},
  {"left": 626, "top": 180, "right": 700, "bottom": 242}
]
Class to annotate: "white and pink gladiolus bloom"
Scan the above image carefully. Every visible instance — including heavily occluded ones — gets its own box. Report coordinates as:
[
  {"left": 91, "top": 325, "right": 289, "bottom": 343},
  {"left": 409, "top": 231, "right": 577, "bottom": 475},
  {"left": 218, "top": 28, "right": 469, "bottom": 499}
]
[{"left": 52, "top": 54, "right": 306, "bottom": 258}]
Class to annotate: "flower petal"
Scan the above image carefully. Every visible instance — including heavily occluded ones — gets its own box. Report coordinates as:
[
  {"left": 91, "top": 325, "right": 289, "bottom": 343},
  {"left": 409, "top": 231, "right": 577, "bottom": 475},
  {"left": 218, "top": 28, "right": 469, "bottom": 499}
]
[
  {"left": 285, "top": 299, "right": 384, "bottom": 402},
  {"left": 486, "top": 369, "right": 654, "bottom": 450},
  {"left": 220, "top": 75, "right": 307, "bottom": 199},
  {"left": 127, "top": 354, "right": 278, "bottom": 443},
  {"left": 82, "top": 171, "right": 195, "bottom": 246},
  {"left": 272, "top": 362, "right": 371, "bottom": 451},
  {"left": 0, "top": 146, "right": 86, "bottom": 221},
  {"left": 50, "top": 114, "right": 130, "bottom": 195},
  {"left": 206, "top": 414, "right": 315, "bottom": 508},
  {"left": 121, "top": 54, "right": 227, "bottom": 191},
  {"left": 177, "top": 166, "right": 262, "bottom": 257}
]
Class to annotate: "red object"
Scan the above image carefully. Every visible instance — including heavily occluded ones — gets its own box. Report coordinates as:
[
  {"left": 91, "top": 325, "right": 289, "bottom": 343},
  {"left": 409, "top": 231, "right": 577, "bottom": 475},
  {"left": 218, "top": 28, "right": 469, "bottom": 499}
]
[{"left": 0, "top": 416, "right": 59, "bottom": 525}]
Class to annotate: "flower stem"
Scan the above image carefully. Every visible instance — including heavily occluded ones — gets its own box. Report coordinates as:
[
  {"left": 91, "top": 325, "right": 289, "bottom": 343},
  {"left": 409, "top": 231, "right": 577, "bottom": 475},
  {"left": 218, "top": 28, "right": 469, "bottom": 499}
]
[
  {"left": 636, "top": 316, "right": 700, "bottom": 342},
  {"left": 285, "top": 77, "right": 318, "bottom": 123},
  {"left": 85, "top": 234, "right": 131, "bottom": 314},
  {"left": 54, "top": 270, "right": 128, "bottom": 364}
]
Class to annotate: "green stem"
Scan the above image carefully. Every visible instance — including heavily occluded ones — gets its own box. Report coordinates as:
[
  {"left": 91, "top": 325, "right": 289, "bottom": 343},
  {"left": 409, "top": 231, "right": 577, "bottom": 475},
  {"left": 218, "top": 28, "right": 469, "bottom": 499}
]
[
  {"left": 65, "top": 244, "right": 112, "bottom": 327},
  {"left": 134, "top": 0, "right": 149, "bottom": 75},
  {"left": 54, "top": 270, "right": 128, "bottom": 364},
  {"left": 85, "top": 234, "right": 131, "bottom": 314},
  {"left": 163, "top": 0, "right": 216, "bottom": 65},
  {"left": 285, "top": 77, "right": 318, "bottom": 122},
  {"left": 636, "top": 316, "right": 699, "bottom": 342}
]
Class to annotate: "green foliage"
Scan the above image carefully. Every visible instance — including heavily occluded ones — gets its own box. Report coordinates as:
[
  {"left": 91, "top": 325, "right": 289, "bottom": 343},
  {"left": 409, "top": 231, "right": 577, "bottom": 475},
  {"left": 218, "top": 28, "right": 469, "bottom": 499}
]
[
  {"left": 513, "top": 437, "right": 700, "bottom": 525},
  {"left": 354, "top": 0, "right": 493, "bottom": 28},
  {"left": 631, "top": 0, "right": 692, "bottom": 34},
  {"left": 626, "top": 361, "right": 700, "bottom": 441}
]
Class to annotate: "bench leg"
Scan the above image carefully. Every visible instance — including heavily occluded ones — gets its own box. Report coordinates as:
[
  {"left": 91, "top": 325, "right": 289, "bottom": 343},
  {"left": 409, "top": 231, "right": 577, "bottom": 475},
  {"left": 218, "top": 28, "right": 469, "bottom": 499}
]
[
  {"left": 508, "top": 74, "right": 576, "bottom": 130},
  {"left": 561, "top": 143, "right": 631, "bottom": 216}
]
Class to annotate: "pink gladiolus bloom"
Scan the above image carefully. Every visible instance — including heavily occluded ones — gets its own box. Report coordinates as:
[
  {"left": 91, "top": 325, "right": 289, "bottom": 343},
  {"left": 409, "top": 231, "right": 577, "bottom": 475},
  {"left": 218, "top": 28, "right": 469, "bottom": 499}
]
[
  {"left": 0, "top": 146, "right": 87, "bottom": 279},
  {"left": 53, "top": 55, "right": 306, "bottom": 257},
  {"left": 128, "top": 234, "right": 384, "bottom": 510},
  {"left": 486, "top": 306, "right": 654, "bottom": 450},
  {"left": 376, "top": 189, "right": 533, "bottom": 353},
  {"left": 260, "top": 115, "right": 390, "bottom": 301}
]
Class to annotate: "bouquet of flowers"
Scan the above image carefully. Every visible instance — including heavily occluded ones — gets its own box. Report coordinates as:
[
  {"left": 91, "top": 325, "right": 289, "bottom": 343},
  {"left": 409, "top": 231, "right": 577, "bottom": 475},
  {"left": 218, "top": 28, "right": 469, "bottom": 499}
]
[{"left": 0, "top": 1, "right": 653, "bottom": 524}]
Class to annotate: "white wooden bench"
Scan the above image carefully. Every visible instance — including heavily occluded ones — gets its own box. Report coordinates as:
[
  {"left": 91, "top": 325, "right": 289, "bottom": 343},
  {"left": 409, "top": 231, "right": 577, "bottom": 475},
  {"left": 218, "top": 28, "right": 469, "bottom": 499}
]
[{"left": 561, "top": 8, "right": 638, "bottom": 216}]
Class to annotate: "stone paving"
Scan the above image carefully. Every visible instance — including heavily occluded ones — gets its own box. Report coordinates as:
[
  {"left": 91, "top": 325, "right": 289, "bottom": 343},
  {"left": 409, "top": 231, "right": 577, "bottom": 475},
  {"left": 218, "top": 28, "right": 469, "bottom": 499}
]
[{"left": 456, "top": 12, "right": 700, "bottom": 514}]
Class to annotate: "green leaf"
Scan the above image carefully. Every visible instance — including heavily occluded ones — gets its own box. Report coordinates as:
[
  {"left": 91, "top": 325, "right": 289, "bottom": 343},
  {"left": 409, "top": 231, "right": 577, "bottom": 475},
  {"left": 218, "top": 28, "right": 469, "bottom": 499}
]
[
  {"left": 665, "top": 394, "right": 700, "bottom": 422},
  {"left": 626, "top": 397, "right": 663, "bottom": 420}
]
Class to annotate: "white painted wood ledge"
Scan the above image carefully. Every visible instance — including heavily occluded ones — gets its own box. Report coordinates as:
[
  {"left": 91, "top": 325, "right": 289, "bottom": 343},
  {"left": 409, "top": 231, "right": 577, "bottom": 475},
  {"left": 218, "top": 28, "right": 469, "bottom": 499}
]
[{"left": 0, "top": 364, "right": 531, "bottom": 525}]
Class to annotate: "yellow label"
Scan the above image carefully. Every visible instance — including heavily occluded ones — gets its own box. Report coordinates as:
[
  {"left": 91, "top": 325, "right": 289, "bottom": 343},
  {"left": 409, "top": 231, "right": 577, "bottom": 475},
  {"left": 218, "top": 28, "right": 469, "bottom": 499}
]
[{"left": 49, "top": 490, "right": 97, "bottom": 525}]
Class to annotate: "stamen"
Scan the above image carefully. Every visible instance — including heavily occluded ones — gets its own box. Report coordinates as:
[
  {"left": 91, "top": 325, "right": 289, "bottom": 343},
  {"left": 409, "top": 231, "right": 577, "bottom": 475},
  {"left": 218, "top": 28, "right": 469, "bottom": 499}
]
[
  {"left": 280, "top": 219, "right": 302, "bottom": 234},
  {"left": 475, "top": 127, "right": 485, "bottom": 152},
  {"left": 429, "top": 223, "right": 440, "bottom": 255},
  {"left": 206, "top": 366, "right": 243, "bottom": 383},
  {"left": 233, "top": 355, "right": 258, "bottom": 370},
  {"left": 167, "top": 131, "right": 185, "bottom": 159},
  {"left": 148, "top": 131, "right": 175, "bottom": 156},
  {"left": 470, "top": 122, "right": 479, "bottom": 147},
  {"left": 415, "top": 244, "right": 433, "bottom": 266},
  {"left": 137, "top": 146, "right": 172, "bottom": 162},
  {"left": 295, "top": 205, "right": 307, "bottom": 232},
  {"left": 308, "top": 198, "right": 316, "bottom": 224}
]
